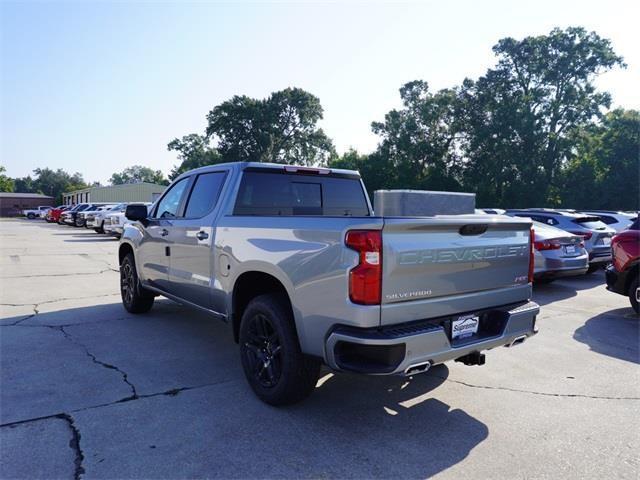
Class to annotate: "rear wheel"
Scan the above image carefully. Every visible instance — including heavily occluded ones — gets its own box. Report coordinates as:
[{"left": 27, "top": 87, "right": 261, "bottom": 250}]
[
  {"left": 120, "top": 253, "right": 154, "bottom": 313},
  {"left": 239, "top": 294, "right": 320, "bottom": 405},
  {"left": 27, "top": 213, "right": 35, "bottom": 219},
  {"left": 629, "top": 277, "right": 639, "bottom": 315}
]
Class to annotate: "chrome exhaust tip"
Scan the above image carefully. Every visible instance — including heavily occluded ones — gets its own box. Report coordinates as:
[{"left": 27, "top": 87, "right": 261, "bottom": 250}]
[
  {"left": 404, "top": 361, "right": 431, "bottom": 376},
  {"left": 506, "top": 335, "right": 527, "bottom": 348}
]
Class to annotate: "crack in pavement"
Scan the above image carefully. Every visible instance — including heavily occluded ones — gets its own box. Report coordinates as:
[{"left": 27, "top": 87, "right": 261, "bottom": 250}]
[
  {"left": 427, "top": 373, "right": 640, "bottom": 401},
  {"left": 2, "top": 304, "right": 40, "bottom": 326},
  {"left": 57, "top": 413, "right": 86, "bottom": 480},
  {"left": 0, "top": 380, "right": 235, "bottom": 430},
  {"left": 1, "top": 268, "right": 119, "bottom": 279},
  {"left": 0, "top": 293, "right": 120, "bottom": 309},
  {"left": 1, "top": 413, "right": 86, "bottom": 480},
  {"left": 55, "top": 325, "right": 138, "bottom": 401}
]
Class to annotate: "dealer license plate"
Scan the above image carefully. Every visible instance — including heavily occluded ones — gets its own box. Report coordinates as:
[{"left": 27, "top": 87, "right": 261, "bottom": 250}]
[
  {"left": 452, "top": 314, "right": 479, "bottom": 340},
  {"left": 565, "top": 245, "right": 576, "bottom": 254}
]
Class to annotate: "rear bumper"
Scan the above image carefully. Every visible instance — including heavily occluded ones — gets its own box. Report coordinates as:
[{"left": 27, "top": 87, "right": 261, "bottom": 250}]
[
  {"left": 535, "top": 255, "right": 588, "bottom": 279},
  {"left": 325, "top": 301, "right": 539, "bottom": 375},
  {"left": 605, "top": 264, "right": 627, "bottom": 296},
  {"left": 589, "top": 249, "right": 612, "bottom": 264}
]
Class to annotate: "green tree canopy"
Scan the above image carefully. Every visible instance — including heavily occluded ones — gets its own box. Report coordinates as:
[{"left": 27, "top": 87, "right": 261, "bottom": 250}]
[
  {"left": 363, "top": 27, "right": 626, "bottom": 208},
  {"left": 205, "top": 87, "right": 335, "bottom": 165},
  {"left": 167, "top": 134, "right": 224, "bottom": 180},
  {"left": 560, "top": 109, "right": 639, "bottom": 210},
  {"left": 110, "top": 165, "right": 168, "bottom": 186},
  {"left": 370, "top": 81, "right": 463, "bottom": 192},
  {"left": 0, "top": 166, "right": 14, "bottom": 192},
  {"left": 459, "top": 26, "right": 625, "bottom": 206},
  {"left": 13, "top": 168, "right": 87, "bottom": 204}
]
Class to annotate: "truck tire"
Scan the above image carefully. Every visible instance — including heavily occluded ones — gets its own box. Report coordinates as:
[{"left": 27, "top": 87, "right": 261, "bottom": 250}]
[
  {"left": 27, "top": 213, "right": 35, "bottom": 219},
  {"left": 629, "top": 277, "right": 639, "bottom": 315},
  {"left": 239, "top": 294, "right": 321, "bottom": 406},
  {"left": 120, "top": 253, "right": 154, "bottom": 314}
]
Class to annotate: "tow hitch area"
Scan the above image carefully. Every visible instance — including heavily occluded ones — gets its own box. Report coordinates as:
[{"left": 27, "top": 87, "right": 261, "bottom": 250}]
[{"left": 455, "top": 352, "right": 486, "bottom": 366}]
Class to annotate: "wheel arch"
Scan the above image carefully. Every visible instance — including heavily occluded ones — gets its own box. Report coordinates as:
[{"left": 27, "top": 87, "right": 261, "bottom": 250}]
[
  {"left": 231, "top": 270, "right": 298, "bottom": 344},
  {"left": 118, "top": 241, "right": 135, "bottom": 266}
]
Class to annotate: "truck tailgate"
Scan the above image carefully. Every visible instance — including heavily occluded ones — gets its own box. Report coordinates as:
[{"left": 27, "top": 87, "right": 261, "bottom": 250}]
[{"left": 381, "top": 215, "right": 532, "bottom": 326}]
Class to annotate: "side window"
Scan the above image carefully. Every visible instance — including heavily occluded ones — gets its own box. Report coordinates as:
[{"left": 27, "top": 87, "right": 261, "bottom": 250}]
[
  {"left": 599, "top": 215, "right": 616, "bottom": 225},
  {"left": 184, "top": 172, "right": 226, "bottom": 218},
  {"left": 154, "top": 177, "right": 189, "bottom": 219}
]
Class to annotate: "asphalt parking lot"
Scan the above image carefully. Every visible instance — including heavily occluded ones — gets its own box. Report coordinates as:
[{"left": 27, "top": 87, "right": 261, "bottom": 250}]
[{"left": 1, "top": 218, "right": 638, "bottom": 479}]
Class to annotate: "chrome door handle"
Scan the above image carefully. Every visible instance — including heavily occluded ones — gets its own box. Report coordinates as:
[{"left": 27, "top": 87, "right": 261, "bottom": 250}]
[
  {"left": 196, "top": 231, "right": 209, "bottom": 241},
  {"left": 160, "top": 228, "right": 169, "bottom": 237}
]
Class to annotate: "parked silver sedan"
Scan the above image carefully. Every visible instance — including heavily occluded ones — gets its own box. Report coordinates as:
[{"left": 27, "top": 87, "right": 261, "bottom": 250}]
[
  {"left": 507, "top": 209, "right": 615, "bottom": 272},
  {"left": 531, "top": 221, "right": 589, "bottom": 283}
]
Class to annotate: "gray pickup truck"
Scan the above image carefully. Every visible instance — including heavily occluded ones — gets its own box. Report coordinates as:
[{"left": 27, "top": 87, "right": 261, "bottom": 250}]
[{"left": 119, "top": 162, "right": 539, "bottom": 405}]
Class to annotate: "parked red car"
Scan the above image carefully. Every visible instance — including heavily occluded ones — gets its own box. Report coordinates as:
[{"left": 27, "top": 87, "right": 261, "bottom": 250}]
[
  {"left": 45, "top": 205, "right": 70, "bottom": 223},
  {"left": 605, "top": 217, "right": 639, "bottom": 314}
]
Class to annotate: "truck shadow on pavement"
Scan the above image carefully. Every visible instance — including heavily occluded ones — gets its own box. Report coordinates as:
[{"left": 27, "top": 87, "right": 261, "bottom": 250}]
[
  {"left": 573, "top": 307, "right": 639, "bottom": 364},
  {"left": 1, "top": 299, "right": 488, "bottom": 479}
]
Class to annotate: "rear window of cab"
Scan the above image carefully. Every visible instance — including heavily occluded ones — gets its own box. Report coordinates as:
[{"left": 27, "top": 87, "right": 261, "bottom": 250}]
[{"left": 234, "top": 171, "right": 370, "bottom": 217}]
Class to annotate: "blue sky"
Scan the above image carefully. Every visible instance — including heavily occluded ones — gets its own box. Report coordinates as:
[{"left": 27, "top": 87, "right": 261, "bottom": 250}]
[{"left": 1, "top": 0, "right": 638, "bottom": 184}]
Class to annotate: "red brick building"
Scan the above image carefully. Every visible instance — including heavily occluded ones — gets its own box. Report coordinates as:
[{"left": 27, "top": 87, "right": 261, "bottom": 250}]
[{"left": 0, "top": 193, "right": 54, "bottom": 217}]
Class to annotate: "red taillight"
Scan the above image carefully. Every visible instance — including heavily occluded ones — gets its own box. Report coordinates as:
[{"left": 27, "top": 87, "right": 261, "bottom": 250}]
[
  {"left": 528, "top": 228, "right": 535, "bottom": 283},
  {"left": 345, "top": 230, "right": 382, "bottom": 305},
  {"left": 569, "top": 230, "right": 593, "bottom": 241},
  {"left": 534, "top": 240, "right": 562, "bottom": 251}
]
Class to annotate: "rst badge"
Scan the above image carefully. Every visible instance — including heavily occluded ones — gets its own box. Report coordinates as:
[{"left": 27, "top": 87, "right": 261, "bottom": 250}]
[{"left": 452, "top": 314, "right": 479, "bottom": 340}]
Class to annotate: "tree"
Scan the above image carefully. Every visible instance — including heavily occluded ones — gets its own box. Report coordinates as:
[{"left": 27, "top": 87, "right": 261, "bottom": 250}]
[
  {"left": 459, "top": 27, "right": 625, "bottom": 206},
  {"left": 110, "top": 165, "right": 168, "bottom": 185},
  {"left": 205, "top": 87, "right": 335, "bottom": 165},
  {"left": 167, "top": 134, "right": 224, "bottom": 180},
  {"left": 369, "top": 81, "right": 463, "bottom": 192},
  {"left": 0, "top": 166, "right": 14, "bottom": 192},
  {"left": 329, "top": 149, "right": 396, "bottom": 200},
  {"left": 560, "top": 109, "right": 639, "bottom": 210},
  {"left": 14, "top": 168, "right": 87, "bottom": 204}
]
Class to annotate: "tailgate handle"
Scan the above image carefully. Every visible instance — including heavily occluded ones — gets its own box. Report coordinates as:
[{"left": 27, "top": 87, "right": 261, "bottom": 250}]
[{"left": 459, "top": 224, "right": 488, "bottom": 236}]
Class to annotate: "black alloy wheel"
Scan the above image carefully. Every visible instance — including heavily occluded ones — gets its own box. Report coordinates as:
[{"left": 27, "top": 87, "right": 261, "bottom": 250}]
[{"left": 243, "top": 313, "right": 283, "bottom": 388}]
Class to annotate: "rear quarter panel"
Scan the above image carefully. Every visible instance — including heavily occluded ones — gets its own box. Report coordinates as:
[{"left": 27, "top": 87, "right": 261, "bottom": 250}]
[{"left": 215, "top": 215, "right": 383, "bottom": 357}]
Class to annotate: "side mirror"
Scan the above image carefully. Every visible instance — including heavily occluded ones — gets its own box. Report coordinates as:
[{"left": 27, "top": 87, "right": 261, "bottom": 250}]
[{"left": 125, "top": 204, "right": 148, "bottom": 222}]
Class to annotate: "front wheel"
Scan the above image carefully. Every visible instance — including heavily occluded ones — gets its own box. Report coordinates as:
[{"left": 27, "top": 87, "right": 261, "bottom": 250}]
[
  {"left": 120, "top": 253, "right": 154, "bottom": 313},
  {"left": 629, "top": 277, "right": 639, "bottom": 315},
  {"left": 239, "top": 294, "right": 320, "bottom": 406}
]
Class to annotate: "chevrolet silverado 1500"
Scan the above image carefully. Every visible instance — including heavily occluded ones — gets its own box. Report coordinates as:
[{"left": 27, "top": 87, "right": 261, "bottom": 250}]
[{"left": 119, "top": 162, "right": 539, "bottom": 405}]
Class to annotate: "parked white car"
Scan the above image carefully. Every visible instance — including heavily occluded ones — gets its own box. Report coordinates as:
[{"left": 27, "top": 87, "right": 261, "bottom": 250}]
[
  {"left": 86, "top": 203, "right": 127, "bottom": 233},
  {"left": 22, "top": 206, "right": 51, "bottom": 219},
  {"left": 104, "top": 203, "right": 151, "bottom": 238},
  {"left": 579, "top": 210, "right": 637, "bottom": 232}
]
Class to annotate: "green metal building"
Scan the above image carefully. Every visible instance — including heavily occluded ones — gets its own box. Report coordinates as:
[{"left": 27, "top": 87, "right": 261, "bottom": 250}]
[{"left": 63, "top": 182, "right": 166, "bottom": 205}]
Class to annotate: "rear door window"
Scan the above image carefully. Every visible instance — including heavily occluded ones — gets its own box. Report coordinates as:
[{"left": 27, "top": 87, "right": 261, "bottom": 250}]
[
  {"left": 184, "top": 172, "right": 227, "bottom": 218},
  {"left": 234, "top": 171, "right": 369, "bottom": 216}
]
